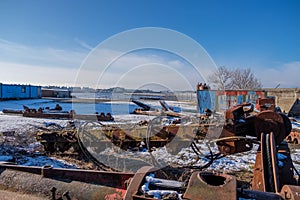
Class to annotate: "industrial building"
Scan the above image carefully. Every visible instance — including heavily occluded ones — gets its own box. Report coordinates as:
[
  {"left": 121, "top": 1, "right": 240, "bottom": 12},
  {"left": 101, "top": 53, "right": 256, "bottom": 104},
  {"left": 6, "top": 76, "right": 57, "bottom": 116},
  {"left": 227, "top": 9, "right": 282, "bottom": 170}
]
[
  {"left": 0, "top": 83, "right": 42, "bottom": 100},
  {"left": 41, "top": 88, "right": 71, "bottom": 98}
]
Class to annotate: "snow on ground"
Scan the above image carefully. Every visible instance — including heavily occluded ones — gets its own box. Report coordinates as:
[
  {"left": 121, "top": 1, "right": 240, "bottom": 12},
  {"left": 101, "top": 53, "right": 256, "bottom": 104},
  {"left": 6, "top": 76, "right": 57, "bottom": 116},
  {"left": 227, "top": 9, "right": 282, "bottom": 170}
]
[
  {"left": 291, "top": 148, "right": 300, "bottom": 172},
  {"left": 113, "top": 114, "right": 156, "bottom": 123},
  {"left": 17, "top": 155, "right": 77, "bottom": 168},
  {"left": 0, "top": 112, "right": 68, "bottom": 135},
  {"left": 0, "top": 113, "right": 74, "bottom": 168},
  {"left": 0, "top": 113, "right": 299, "bottom": 176},
  {"left": 91, "top": 141, "right": 258, "bottom": 173},
  {"left": 165, "top": 100, "right": 198, "bottom": 112}
]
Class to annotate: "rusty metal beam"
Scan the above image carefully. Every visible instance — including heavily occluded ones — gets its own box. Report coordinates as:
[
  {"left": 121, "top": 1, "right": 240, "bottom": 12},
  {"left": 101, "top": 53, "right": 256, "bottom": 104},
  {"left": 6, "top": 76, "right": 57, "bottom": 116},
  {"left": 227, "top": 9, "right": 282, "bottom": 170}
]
[{"left": 0, "top": 164, "right": 134, "bottom": 189}]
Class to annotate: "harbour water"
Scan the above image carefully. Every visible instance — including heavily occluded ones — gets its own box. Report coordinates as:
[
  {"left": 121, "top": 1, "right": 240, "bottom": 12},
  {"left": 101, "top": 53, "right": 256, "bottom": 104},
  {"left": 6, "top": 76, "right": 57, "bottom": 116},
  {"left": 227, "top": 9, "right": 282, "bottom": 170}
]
[
  {"left": 0, "top": 98, "right": 139, "bottom": 115},
  {"left": 0, "top": 98, "right": 185, "bottom": 115}
]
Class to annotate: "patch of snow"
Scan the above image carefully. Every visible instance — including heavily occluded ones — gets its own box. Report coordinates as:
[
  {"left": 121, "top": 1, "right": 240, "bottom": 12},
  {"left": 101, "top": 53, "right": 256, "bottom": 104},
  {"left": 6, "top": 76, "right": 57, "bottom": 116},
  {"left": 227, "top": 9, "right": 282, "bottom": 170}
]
[
  {"left": 291, "top": 148, "right": 300, "bottom": 173},
  {"left": 0, "top": 114, "right": 68, "bottom": 135},
  {"left": 292, "top": 121, "right": 300, "bottom": 130},
  {"left": 113, "top": 114, "right": 156, "bottom": 123},
  {"left": 88, "top": 141, "right": 258, "bottom": 173},
  {"left": 17, "top": 155, "right": 77, "bottom": 169}
]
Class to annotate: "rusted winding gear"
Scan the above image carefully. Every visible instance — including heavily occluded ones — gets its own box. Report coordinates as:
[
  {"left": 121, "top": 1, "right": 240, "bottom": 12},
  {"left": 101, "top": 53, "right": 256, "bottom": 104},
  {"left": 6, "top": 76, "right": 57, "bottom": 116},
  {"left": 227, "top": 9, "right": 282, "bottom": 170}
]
[{"left": 216, "top": 103, "right": 300, "bottom": 199}]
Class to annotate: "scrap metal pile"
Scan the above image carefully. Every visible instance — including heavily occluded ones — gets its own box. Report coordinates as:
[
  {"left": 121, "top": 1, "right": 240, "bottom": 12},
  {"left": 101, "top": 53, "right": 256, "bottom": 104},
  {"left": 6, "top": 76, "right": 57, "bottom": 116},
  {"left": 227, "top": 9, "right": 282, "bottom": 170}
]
[
  {"left": 35, "top": 116, "right": 222, "bottom": 157},
  {"left": 0, "top": 99, "right": 299, "bottom": 199}
]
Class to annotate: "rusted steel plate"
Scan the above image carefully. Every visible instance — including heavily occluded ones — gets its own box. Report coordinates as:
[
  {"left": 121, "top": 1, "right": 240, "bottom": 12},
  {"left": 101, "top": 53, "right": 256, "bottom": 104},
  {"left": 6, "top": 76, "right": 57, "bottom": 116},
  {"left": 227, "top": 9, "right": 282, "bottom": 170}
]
[
  {"left": 183, "top": 171, "right": 236, "bottom": 200},
  {"left": 252, "top": 150, "right": 264, "bottom": 191}
]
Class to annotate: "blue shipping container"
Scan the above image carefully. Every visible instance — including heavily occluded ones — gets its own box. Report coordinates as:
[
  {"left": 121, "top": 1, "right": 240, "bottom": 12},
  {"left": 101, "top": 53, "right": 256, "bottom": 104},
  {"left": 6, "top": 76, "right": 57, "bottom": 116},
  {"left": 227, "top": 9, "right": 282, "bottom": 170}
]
[{"left": 0, "top": 83, "right": 41, "bottom": 100}]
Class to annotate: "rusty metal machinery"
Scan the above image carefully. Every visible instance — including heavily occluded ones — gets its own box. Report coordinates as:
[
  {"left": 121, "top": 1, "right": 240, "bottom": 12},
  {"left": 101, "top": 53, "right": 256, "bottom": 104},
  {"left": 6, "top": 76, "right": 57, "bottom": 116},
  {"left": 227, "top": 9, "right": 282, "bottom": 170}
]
[
  {"left": 36, "top": 116, "right": 216, "bottom": 156},
  {"left": 216, "top": 103, "right": 291, "bottom": 155},
  {"left": 0, "top": 163, "right": 299, "bottom": 200},
  {"left": 215, "top": 102, "right": 299, "bottom": 199},
  {"left": 9, "top": 100, "right": 299, "bottom": 199},
  {"left": 35, "top": 97, "right": 221, "bottom": 158}
]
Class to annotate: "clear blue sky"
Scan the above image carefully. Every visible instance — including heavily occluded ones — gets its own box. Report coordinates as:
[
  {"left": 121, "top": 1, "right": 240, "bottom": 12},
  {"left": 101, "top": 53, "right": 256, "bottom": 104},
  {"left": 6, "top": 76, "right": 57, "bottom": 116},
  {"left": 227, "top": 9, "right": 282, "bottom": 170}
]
[{"left": 0, "top": 0, "right": 299, "bottom": 89}]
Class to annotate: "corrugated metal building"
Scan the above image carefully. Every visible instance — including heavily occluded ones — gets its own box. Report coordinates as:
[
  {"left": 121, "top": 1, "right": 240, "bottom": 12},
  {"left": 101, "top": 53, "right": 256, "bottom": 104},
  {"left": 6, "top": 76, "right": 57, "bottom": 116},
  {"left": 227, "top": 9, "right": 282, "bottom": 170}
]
[
  {"left": 0, "top": 83, "right": 41, "bottom": 100},
  {"left": 197, "top": 90, "right": 266, "bottom": 113}
]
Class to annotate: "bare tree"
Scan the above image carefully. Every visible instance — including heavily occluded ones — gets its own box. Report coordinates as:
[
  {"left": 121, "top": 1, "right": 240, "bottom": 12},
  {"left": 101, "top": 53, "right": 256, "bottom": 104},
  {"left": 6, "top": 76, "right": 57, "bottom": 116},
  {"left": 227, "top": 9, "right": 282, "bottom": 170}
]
[
  {"left": 208, "top": 66, "right": 233, "bottom": 90},
  {"left": 231, "top": 68, "right": 262, "bottom": 89},
  {"left": 208, "top": 66, "right": 262, "bottom": 90}
]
